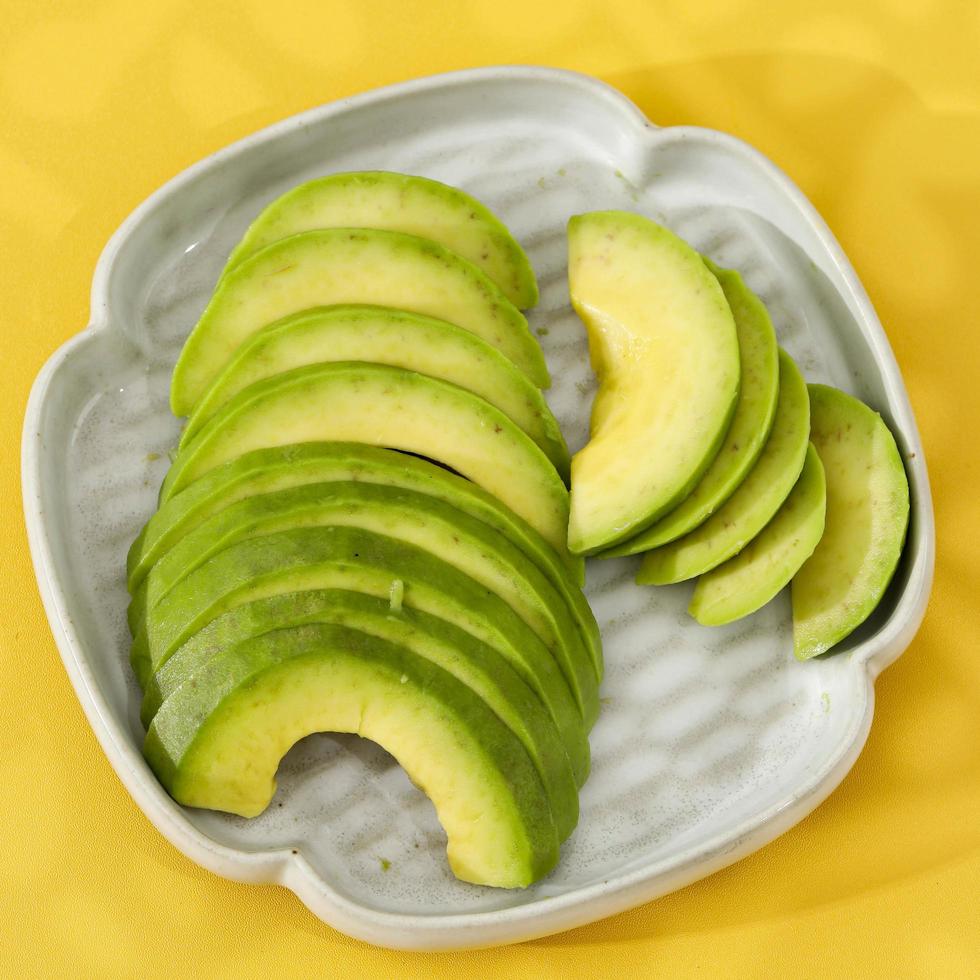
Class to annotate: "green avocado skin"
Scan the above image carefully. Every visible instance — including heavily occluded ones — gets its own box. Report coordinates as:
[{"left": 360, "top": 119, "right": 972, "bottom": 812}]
[
  {"left": 134, "top": 524, "right": 591, "bottom": 786},
  {"left": 129, "top": 480, "right": 598, "bottom": 718},
  {"left": 142, "top": 588, "right": 579, "bottom": 840},
  {"left": 145, "top": 623, "right": 558, "bottom": 889}
]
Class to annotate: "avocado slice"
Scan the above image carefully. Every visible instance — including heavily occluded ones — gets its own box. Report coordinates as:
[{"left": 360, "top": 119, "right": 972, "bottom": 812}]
[
  {"left": 132, "top": 525, "right": 590, "bottom": 784},
  {"left": 221, "top": 172, "right": 538, "bottom": 309},
  {"left": 160, "top": 363, "right": 569, "bottom": 554},
  {"left": 565, "top": 211, "right": 740, "bottom": 554},
  {"left": 602, "top": 261, "right": 779, "bottom": 557},
  {"left": 636, "top": 349, "right": 810, "bottom": 585},
  {"left": 689, "top": 443, "right": 826, "bottom": 626},
  {"left": 131, "top": 481, "right": 599, "bottom": 713},
  {"left": 792, "top": 385, "right": 910, "bottom": 659},
  {"left": 170, "top": 227, "right": 548, "bottom": 415},
  {"left": 128, "top": 444, "right": 595, "bottom": 660},
  {"left": 141, "top": 589, "right": 579, "bottom": 839},
  {"left": 178, "top": 305, "right": 569, "bottom": 477},
  {"left": 145, "top": 623, "right": 558, "bottom": 887}
]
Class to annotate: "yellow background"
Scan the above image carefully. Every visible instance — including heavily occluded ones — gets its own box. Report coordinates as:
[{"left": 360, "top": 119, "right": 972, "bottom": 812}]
[{"left": 2, "top": 1, "right": 977, "bottom": 976}]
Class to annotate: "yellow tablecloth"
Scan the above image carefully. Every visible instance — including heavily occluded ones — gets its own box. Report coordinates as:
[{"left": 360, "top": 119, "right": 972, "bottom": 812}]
[{"left": 2, "top": 2, "right": 977, "bottom": 976}]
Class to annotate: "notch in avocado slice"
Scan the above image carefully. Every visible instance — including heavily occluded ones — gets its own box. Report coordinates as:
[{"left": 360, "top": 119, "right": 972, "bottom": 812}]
[
  {"left": 145, "top": 623, "right": 559, "bottom": 888},
  {"left": 160, "top": 363, "right": 570, "bottom": 555},
  {"left": 178, "top": 304, "right": 569, "bottom": 479},
  {"left": 565, "top": 211, "right": 741, "bottom": 555},
  {"left": 636, "top": 348, "right": 810, "bottom": 585},
  {"left": 221, "top": 171, "right": 538, "bottom": 309},
  {"left": 141, "top": 589, "right": 579, "bottom": 840},
  {"left": 689, "top": 443, "right": 826, "bottom": 626},
  {"left": 602, "top": 260, "right": 779, "bottom": 557},
  {"left": 792, "top": 385, "right": 910, "bottom": 659},
  {"left": 170, "top": 227, "right": 548, "bottom": 415},
  {"left": 131, "top": 481, "right": 600, "bottom": 713},
  {"left": 132, "top": 525, "right": 590, "bottom": 785}
]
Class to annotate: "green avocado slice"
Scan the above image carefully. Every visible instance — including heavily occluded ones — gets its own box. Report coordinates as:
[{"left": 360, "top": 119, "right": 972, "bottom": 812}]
[
  {"left": 221, "top": 171, "right": 538, "bottom": 309},
  {"left": 566, "top": 212, "right": 741, "bottom": 554},
  {"left": 170, "top": 227, "right": 548, "bottom": 415},
  {"left": 141, "top": 589, "right": 579, "bottom": 840},
  {"left": 792, "top": 385, "right": 910, "bottom": 659},
  {"left": 689, "top": 443, "right": 826, "bottom": 626},
  {"left": 132, "top": 525, "right": 590, "bottom": 784},
  {"left": 602, "top": 261, "right": 779, "bottom": 556},
  {"left": 159, "top": 364, "right": 569, "bottom": 555},
  {"left": 178, "top": 305, "right": 568, "bottom": 476},
  {"left": 130, "top": 481, "right": 599, "bottom": 715},
  {"left": 636, "top": 349, "right": 810, "bottom": 585},
  {"left": 145, "top": 623, "right": 558, "bottom": 888}
]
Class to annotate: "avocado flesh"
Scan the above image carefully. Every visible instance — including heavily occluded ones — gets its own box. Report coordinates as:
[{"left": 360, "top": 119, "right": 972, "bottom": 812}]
[
  {"left": 637, "top": 349, "right": 810, "bottom": 585},
  {"left": 690, "top": 443, "right": 826, "bottom": 626},
  {"left": 131, "top": 481, "right": 599, "bottom": 716},
  {"left": 133, "top": 525, "right": 591, "bottom": 784},
  {"left": 178, "top": 305, "right": 568, "bottom": 477},
  {"left": 602, "top": 261, "right": 779, "bottom": 557},
  {"left": 792, "top": 385, "right": 910, "bottom": 659},
  {"left": 221, "top": 171, "right": 538, "bottom": 309},
  {"left": 145, "top": 623, "right": 558, "bottom": 888},
  {"left": 566, "top": 212, "right": 741, "bottom": 554},
  {"left": 160, "top": 363, "right": 569, "bottom": 555},
  {"left": 170, "top": 227, "right": 548, "bottom": 415},
  {"left": 141, "top": 589, "right": 578, "bottom": 839},
  {"left": 130, "top": 444, "right": 596, "bottom": 672}
]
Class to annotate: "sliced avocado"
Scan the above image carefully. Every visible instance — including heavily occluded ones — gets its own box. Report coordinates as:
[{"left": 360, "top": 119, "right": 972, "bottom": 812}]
[
  {"left": 178, "top": 305, "right": 568, "bottom": 477},
  {"left": 690, "top": 443, "right": 826, "bottom": 626},
  {"left": 637, "top": 349, "right": 810, "bottom": 585},
  {"left": 602, "top": 261, "right": 779, "bottom": 556},
  {"left": 221, "top": 172, "right": 538, "bottom": 309},
  {"left": 133, "top": 525, "right": 590, "bottom": 784},
  {"left": 145, "top": 623, "right": 558, "bottom": 887},
  {"left": 170, "top": 227, "right": 548, "bottom": 415},
  {"left": 792, "top": 385, "right": 910, "bottom": 659},
  {"left": 141, "top": 589, "right": 578, "bottom": 839},
  {"left": 128, "top": 444, "right": 594, "bottom": 660},
  {"left": 131, "top": 481, "right": 599, "bottom": 714},
  {"left": 566, "top": 211, "right": 740, "bottom": 554},
  {"left": 160, "top": 363, "right": 569, "bottom": 554}
]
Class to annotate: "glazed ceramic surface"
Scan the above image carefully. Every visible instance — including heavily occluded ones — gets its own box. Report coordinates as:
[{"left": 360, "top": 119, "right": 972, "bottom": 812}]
[{"left": 22, "top": 67, "right": 934, "bottom": 950}]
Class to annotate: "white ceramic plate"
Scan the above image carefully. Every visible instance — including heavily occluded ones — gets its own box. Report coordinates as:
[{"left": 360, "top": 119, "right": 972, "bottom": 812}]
[{"left": 22, "top": 67, "right": 934, "bottom": 950}]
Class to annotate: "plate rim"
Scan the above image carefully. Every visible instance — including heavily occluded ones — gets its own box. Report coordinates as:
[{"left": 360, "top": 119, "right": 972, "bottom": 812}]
[{"left": 21, "top": 64, "right": 935, "bottom": 950}]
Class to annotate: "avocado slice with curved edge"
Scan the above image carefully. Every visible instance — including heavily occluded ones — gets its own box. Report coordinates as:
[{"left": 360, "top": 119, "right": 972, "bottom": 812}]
[
  {"left": 132, "top": 525, "right": 590, "bottom": 784},
  {"left": 792, "top": 385, "right": 910, "bottom": 659},
  {"left": 141, "top": 589, "right": 579, "bottom": 839},
  {"left": 566, "top": 211, "right": 740, "bottom": 554},
  {"left": 160, "top": 363, "right": 570, "bottom": 555},
  {"left": 145, "top": 623, "right": 558, "bottom": 888},
  {"left": 128, "top": 444, "right": 595, "bottom": 661},
  {"left": 637, "top": 349, "right": 810, "bottom": 585},
  {"left": 221, "top": 172, "right": 538, "bottom": 309},
  {"left": 178, "top": 305, "right": 569, "bottom": 478},
  {"left": 602, "top": 260, "right": 779, "bottom": 557},
  {"left": 170, "top": 227, "right": 548, "bottom": 415},
  {"left": 131, "top": 481, "right": 599, "bottom": 715},
  {"left": 690, "top": 443, "right": 826, "bottom": 626}
]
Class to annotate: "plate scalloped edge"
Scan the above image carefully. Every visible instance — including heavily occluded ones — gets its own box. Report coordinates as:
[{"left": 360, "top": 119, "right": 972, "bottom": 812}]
[{"left": 22, "top": 66, "right": 935, "bottom": 950}]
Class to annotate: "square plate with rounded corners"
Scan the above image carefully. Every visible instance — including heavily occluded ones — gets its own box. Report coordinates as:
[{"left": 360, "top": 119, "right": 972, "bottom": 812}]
[{"left": 22, "top": 66, "right": 934, "bottom": 950}]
